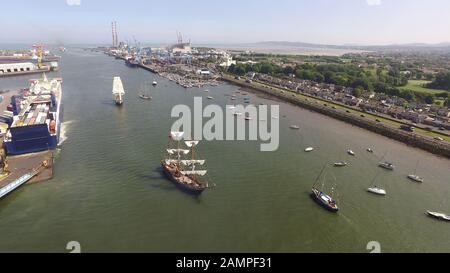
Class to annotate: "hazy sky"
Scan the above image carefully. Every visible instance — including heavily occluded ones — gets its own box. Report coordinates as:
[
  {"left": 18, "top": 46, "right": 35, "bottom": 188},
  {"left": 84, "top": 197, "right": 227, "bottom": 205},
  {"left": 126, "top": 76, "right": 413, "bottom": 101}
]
[{"left": 1, "top": 0, "right": 450, "bottom": 45}]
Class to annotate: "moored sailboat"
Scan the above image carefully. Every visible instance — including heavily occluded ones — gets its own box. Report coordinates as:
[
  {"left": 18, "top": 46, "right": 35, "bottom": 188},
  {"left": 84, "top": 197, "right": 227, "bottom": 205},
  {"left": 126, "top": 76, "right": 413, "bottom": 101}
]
[
  {"left": 426, "top": 211, "right": 450, "bottom": 222},
  {"left": 311, "top": 165, "right": 339, "bottom": 212},
  {"left": 139, "top": 82, "right": 152, "bottom": 100},
  {"left": 379, "top": 162, "right": 395, "bottom": 171},
  {"left": 407, "top": 161, "right": 424, "bottom": 183}
]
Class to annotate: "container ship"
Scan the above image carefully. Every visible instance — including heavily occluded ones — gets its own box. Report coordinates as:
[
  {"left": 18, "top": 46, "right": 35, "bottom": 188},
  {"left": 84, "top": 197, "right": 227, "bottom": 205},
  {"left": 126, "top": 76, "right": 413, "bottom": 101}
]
[
  {"left": 4, "top": 74, "right": 63, "bottom": 155},
  {"left": 125, "top": 56, "right": 139, "bottom": 68}
]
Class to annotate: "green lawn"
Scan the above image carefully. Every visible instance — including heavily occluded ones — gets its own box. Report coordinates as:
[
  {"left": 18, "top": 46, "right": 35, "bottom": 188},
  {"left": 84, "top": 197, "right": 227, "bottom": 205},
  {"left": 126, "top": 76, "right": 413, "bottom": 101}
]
[{"left": 399, "top": 80, "right": 448, "bottom": 95}]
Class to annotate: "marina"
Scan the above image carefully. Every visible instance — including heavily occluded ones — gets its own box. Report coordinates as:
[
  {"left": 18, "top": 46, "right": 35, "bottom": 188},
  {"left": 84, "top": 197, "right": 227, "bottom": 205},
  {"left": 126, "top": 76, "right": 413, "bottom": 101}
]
[{"left": 0, "top": 47, "right": 450, "bottom": 253}]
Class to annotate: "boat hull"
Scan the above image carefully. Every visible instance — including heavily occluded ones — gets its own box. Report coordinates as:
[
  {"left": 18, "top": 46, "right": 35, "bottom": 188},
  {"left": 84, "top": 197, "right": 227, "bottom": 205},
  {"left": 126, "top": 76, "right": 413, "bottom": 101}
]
[
  {"left": 311, "top": 189, "right": 339, "bottom": 212},
  {"left": 125, "top": 59, "right": 139, "bottom": 68},
  {"left": 5, "top": 124, "right": 59, "bottom": 155},
  {"left": 161, "top": 163, "right": 206, "bottom": 195},
  {"left": 427, "top": 211, "right": 450, "bottom": 222},
  {"left": 408, "top": 175, "right": 423, "bottom": 183}
]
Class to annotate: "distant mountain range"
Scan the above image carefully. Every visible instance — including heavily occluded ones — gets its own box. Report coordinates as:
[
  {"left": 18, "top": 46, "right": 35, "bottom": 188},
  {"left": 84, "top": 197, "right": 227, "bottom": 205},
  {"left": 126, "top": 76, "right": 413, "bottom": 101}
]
[{"left": 252, "top": 41, "right": 450, "bottom": 51}]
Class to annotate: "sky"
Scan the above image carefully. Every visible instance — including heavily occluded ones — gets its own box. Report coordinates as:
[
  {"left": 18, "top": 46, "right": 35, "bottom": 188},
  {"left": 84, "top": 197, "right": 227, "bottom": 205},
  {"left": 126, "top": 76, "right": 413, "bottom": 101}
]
[{"left": 1, "top": 0, "right": 450, "bottom": 46}]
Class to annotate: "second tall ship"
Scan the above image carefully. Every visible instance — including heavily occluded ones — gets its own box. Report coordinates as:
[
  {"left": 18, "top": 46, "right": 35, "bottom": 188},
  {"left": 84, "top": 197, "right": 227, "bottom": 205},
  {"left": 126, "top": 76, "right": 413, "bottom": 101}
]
[{"left": 112, "top": 76, "right": 125, "bottom": 105}]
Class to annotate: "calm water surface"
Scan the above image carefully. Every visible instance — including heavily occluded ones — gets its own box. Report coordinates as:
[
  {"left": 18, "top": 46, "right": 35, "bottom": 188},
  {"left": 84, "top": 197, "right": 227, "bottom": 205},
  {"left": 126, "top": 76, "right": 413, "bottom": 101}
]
[{"left": 0, "top": 48, "right": 449, "bottom": 252}]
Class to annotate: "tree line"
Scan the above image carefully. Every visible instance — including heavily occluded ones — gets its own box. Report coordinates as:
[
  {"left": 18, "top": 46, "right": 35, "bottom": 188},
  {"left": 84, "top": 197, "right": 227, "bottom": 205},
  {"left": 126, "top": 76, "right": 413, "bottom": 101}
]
[
  {"left": 427, "top": 71, "right": 450, "bottom": 91},
  {"left": 227, "top": 62, "right": 431, "bottom": 102}
]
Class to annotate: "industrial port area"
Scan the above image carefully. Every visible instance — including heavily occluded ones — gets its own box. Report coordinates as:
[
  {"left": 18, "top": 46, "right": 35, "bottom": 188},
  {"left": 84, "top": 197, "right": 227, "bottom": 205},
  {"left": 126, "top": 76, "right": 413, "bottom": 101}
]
[{"left": 0, "top": 45, "right": 62, "bottom": 199}]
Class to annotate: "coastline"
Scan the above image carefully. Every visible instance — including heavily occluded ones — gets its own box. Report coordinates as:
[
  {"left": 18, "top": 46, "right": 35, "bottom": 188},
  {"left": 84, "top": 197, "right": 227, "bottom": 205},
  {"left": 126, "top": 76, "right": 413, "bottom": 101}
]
[{"left": 222, "top": 75, "right": 450, "bottom": 159}]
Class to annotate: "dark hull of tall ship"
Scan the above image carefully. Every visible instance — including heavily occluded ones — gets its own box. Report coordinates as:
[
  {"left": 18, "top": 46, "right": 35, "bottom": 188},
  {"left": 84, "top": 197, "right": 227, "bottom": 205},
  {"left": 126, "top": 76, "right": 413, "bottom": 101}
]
[{"left": 161, "top": 163, "right": 206, "bottom": 195}]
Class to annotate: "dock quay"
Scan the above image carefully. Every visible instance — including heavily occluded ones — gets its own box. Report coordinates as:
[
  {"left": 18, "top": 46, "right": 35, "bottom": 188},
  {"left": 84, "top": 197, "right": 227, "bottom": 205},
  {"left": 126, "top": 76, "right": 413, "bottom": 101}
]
[
  {"left": 222, "top": 75, "right": 450, "bottom": 159},
  {"left": 1, "top": 151, "right": 54, "bottom": 186},
  {"left": 0, "top": 151, "right": 53, "bottom": 200},
  {"left": 106, "top": 53, "right": 221, "bottom": 88}
]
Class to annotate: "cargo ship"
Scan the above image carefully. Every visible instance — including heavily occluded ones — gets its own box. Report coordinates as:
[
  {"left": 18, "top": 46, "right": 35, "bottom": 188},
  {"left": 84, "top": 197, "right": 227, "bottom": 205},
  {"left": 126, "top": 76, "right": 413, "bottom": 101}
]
[
  {"left": 125, "top": 57, "right": 139, "bottom": 68},
  {"left": 4, "top": 74, "right": 63, "bottom": 155}
]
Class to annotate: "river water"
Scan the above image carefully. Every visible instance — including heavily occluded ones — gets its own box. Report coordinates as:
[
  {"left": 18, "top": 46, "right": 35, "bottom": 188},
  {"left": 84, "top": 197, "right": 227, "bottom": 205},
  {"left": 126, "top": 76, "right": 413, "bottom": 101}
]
[{"left": 0, "top": 47, "right": 449, "bottom": 253}]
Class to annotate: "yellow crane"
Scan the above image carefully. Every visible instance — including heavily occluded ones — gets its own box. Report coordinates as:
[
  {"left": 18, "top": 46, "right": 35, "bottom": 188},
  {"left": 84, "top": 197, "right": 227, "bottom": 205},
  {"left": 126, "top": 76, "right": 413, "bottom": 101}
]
[{"left": 32, "top": 44, "right": 45, "bottom": 69}]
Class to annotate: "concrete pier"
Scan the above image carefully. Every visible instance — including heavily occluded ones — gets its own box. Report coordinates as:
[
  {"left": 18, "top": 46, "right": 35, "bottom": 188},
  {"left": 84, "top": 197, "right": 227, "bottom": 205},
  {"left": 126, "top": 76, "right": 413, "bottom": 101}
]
[{"left": 0, "top": 151, "right": 54, "bottom": 190}]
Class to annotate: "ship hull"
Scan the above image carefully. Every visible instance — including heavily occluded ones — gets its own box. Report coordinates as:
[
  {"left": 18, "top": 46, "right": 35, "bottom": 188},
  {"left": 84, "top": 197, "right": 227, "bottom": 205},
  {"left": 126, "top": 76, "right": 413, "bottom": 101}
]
[
  {"left": 5, "top": 124, "right": 59, "bottom": 155},
  {"left": 311, "top": 189, "right": 339, "bottom": 213},
  {"left": 161, "top": 163, "right": 205, "bottom": 195},
  {"left": 125, "top": 59, "right": 139, "bottom": 68}
]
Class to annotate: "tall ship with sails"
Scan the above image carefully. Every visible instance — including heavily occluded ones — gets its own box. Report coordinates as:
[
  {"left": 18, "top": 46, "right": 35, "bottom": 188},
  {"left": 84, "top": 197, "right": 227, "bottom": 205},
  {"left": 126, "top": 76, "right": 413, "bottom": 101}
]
[
  {"left": 112, "top": 76, "right": 125, "bottom": 105},
  {"left": 4, "top": 74, "right": 63, "bottom": 155},
  {"left": 161, "top": 132, "right": 209, "bottom": 194}
]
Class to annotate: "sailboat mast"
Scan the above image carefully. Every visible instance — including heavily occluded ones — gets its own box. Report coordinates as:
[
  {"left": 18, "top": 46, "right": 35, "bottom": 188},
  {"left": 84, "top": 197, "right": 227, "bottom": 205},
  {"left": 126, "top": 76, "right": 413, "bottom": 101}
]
[
  {"left": 414, "top": 160, "right": 419, "bottom": 175},
  {"left": 313, "top": 165, "right": 327, "bottom": 188}
]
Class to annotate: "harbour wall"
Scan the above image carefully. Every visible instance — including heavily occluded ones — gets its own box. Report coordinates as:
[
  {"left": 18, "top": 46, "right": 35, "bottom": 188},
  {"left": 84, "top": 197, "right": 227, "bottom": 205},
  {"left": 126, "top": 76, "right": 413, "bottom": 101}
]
[{"left": 222, "top": 76, "right": 450, "bottom": 159}]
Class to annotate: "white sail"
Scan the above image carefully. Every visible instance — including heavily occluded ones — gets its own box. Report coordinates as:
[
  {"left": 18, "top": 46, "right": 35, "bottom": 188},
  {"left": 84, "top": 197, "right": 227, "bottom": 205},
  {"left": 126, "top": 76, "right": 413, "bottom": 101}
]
[
  {"left": 112, "top": 77, "right": 125, "bottom": 95},
  {"left": 185, "top": 141, "right": 199, "bottom": 148},
  {"left": 181, "top": 170, "right": 207, "bottom": 176},
  {"left": 165, "top": 159, "right": 180, "bottom": 165},
  {"left": 170, "top": 131, "right": 184, "bottom": 141},
  {"left": 167, "top": 149, "right": 190, "bottom": 155},
  {"left": 181, "top": 160, "right": 205, "bottom": 166}
]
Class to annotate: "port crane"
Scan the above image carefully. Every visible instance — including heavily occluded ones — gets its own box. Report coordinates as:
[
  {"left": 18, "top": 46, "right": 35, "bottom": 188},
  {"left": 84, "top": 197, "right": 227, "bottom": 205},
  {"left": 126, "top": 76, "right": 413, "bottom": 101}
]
[{"left": 32, "top": 44, "right": 46, "bottom": 69}]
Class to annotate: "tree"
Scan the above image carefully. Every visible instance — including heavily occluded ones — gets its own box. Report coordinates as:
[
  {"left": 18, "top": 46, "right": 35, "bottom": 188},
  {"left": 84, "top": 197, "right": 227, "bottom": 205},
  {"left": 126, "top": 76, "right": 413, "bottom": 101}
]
[
  {"left": 427, "top": 71, "right": 450, "bottom": 91},
  {"left": 400, "top": 90, "right": 415, "bottom": 101},
  {"left": 445, "top": 98, "right": 450, "bottom": 107},
  {"left": 424, "top": 94, "right": 435, "bottom": 105},
  {"left": 353, "top": 87, "right": 363, "bottom": 98}
]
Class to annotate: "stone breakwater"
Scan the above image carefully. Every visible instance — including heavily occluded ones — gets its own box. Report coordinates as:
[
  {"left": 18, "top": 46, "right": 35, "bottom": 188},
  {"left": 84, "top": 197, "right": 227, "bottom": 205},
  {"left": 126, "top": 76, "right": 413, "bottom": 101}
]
[{"left": 222, "top": 76, "right": 450, "bottom": 159}]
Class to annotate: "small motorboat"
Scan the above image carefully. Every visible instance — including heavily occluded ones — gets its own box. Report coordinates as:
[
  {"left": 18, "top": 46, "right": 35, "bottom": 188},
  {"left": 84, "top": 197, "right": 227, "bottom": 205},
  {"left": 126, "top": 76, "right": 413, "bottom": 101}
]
[
  {"left": 207, "top": 96, "right": 214, "bottom": 100},
  {"left": 334, "top": 162, "right": 348, "bottom": 167},
  {"left": 231, "top": 97, "right": 236, "bottom": 100},
  {"left": 139, "top": 94, "right": 152, "bottom": 100},
  {"left": 233, "top": 112, "right": 242, "bottom": 116},
  {"left": 367, "top": 148, "right": 374, "bottom": 153},
  {"left": 305, "top": 147, "right": 314, "bottom": 152},
  {"left": 245, "top": 116, "right": 252, "bottom": 121},
  {"left": 379, "top": 162, "right": 395, "bottom": 171},
  {"left": 204, "top": 89, "right": 209, "bottom": 92},
  {"left": 290, "top": 125, "right": 300, "bottom": 130},
  {"left": 347, "top": 150, "right": 355, "bottom": 156},
  {"left": 367, "top": 186, "right": 387, "bottom": 196},
  {"left": 426, "top": 211, "right": 450, "bottom": 221},
  {"left": 152, "top": 80, "right": 157, "bottom": 86},
  {"left": 407, "top": 174, "right": 424, "bottom": 183}
]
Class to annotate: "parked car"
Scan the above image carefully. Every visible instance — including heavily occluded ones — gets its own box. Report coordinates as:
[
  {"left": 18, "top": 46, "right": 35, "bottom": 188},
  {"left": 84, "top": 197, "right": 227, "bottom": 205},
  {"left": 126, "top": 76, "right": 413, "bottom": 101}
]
[{"left": 400, "top": 125, "right": 415, "bottom": 132}]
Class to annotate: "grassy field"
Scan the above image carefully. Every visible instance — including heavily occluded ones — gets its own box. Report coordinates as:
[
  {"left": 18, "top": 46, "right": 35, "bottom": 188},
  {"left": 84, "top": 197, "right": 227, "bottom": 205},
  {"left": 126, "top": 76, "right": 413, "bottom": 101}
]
[{"left": 399, "top": 80, "right": 448, "bottom": 95}]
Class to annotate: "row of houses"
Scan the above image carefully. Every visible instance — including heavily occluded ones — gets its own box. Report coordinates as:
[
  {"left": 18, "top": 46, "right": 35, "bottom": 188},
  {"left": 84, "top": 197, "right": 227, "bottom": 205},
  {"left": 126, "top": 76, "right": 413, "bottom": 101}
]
[{"left": 251, "top": 72, "right": 450, "bottom": 130}]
